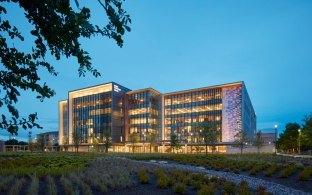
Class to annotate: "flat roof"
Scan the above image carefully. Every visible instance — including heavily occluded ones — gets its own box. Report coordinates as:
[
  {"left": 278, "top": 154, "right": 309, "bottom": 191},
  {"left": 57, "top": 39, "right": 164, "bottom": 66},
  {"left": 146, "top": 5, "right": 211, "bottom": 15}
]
[
  {"left": 126, "top": 88, "right": 161, "bottom": 95},
  {"left": 164, "top": 81, "right": 243, "bottom": 96},
  {"left": 68, "top": 81, "right": 130, "bottom": 93}
]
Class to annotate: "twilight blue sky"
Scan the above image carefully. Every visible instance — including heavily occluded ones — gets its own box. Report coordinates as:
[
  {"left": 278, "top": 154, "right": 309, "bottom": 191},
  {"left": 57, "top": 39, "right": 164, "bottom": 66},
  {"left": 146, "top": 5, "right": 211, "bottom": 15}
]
[{"left": 1, "top": 1, "right": 312, "bottom": 141}]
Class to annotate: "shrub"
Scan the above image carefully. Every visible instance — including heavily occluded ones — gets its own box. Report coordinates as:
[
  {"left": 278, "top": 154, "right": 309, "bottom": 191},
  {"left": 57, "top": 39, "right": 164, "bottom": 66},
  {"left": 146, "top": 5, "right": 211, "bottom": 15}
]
[
  {"left": 250, "top": 163, "right": 267, "bottom": 176},
  {"left": 46, "top": 175, "right": 57, "bottom": 195},
  {"left": 156, "top": 175, "right": 170, "bottom": 189},
  {"left": 138, "top": 169, "right": 150, "bottom": 184},
  {"left": 191, "top": 180, "right": 202, "bottom": 190},
  {"left": 60, "top": 176, "right": 74, "bottom": 195},
  {"left": 264, "top": 164, "right": 279, "bottom": 177},
  {"left": 190, "top": 173, "right": 209, "bottom": 184},
  {"left": 27, "top": 175, "right": 39, "bottom": 195},
  {"left": 154, "top": 169, "right": 165, "bottom": 178},
  {"left": 237, "top": 180, "right": 251, "bottom": 195},
  {"left": 279, "top": 165, "right": 297, "bottom": 178},
  {"left": 257, "top": 185, "right": 269, "bottom": 195},
  {"left": 298, "top": 166, "right": 312, "bottom": 181},
  {"left": 182, "top": 175, "right": 192, "bottom": 186},
  {"left": 223, "top": 181, "right": 236, "bottom": 195},
  {"left": 173, "top": 183, "right": 187, "bottom": 194},
  {"left": 198, "top": 184, "right": 215, "bottom": 195}
]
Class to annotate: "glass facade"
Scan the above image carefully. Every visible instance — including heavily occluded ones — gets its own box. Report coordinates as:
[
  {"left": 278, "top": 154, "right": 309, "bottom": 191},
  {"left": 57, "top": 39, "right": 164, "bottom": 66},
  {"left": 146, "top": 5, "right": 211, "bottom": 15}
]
[
  {"left": 67, "top": 83, "right": 130, "bottom": 144},
  {"left": 58, "top": 100, "right": 68, "bottom": 145},
  {"left": 126, "top": 89, "right": 162, "bottom": 142},
  {"left": 59, "top": 81, "right": 256, "bottom": 149},
  {"left": 164, "top": 88, "right": 223, "bottom": 142}
]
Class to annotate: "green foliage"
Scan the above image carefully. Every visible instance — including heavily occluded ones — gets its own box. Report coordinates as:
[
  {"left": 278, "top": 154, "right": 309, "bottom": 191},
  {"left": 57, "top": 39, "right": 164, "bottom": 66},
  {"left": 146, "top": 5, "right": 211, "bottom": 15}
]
[
  {"left": 60, "top": 176, "right": 74, "bottom": 195},
  {"left": 250, "top": 163, "right": 268, "bottom": 175},
  {"left": 155, "top": 169, "right": 171, "bottom": 189},
  {"left": 301, "top": 114, "right": 312, "bottom": 151},
  {"left": 196, "top": 121, "right": 219, "bottom": 155},
  {"left": 279, "top": 165, "right": 298, "bottom": 178},
  {"left": 138, "top": 169, "right": 149, "bottom": 184},
  {"left": 4, "top": 139, "right": 18, "bottom": 145},
  {"left": 72, "top": 130, "right": 82, "bottom": 153},
  {"left": 103, "top": 130, "right": 112, "bottom": 153},
  {"left": 156, "top": 175, "right": 170, "bottom": 189},
  {"left": 0, "top": 0, "right": 131, "bottom": 134},
  {"left": 130, "top": 132, "right": 139, "bottom": 153},
  {"left": 234, "top": 127, "right": 249, "bottom": 155},
  {"left": 198, "top": 184, "right": 215, "bottom": 195},
  {"left": 46, "top": 175, "right": 57, "bottom": 195},
  {"left": 276, "top": 123, "right": 301, "bottom": 152},
  {"left": 173, "top": 182, "right": 187, "bottom": 194},
  {"left": 237, "top": 180, "right": 252, "bottom": 195},
  {"left": 170, "top": 133, "right": 181, "bottom": 153},
  {"left": 0, "top": 153, "right": 92, "bottom": 176},
  {"left": 298, "top": 166, "right": 312, "bottom": 181},
  {"left": 264, "top": 163, "right": 279, "bottom": 177},
  {"left": 223, "top": 181, "right": 236, "bottom": 195}
]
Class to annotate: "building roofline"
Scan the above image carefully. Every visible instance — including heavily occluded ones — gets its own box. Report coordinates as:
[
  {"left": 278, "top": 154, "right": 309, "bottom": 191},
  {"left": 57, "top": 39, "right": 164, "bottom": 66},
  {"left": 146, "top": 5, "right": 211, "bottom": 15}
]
[
  {"left": 37, "top": 131, "right": 58, "bottom": 135},
  {"left": 126, "top": 88, "right": 161, "bottom": 95},
  {"left": 68, "top": 81, "right": 131, "bottom": 93},
  {"left": 164, "top": 81, "right": 243, "bottom": 96}
]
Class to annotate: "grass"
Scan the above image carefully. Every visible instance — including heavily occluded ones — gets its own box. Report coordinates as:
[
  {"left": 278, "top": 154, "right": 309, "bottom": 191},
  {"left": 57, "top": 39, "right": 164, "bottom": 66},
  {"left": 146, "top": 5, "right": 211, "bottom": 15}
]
[
  {"left": 138, "top": 169, "right": 150, "bottom": 184},
  {"left": 27, "top": 175, "right": 39, "bottom": 195}
]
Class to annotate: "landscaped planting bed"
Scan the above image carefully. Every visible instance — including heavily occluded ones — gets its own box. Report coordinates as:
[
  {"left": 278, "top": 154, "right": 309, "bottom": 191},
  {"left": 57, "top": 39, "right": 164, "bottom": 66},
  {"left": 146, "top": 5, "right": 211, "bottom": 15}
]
[
  {"left": 130, "top": 153, "right": 312, "bottom": 193},
  {"left": 0, "top": 152, "right": 311, "bottom": 194}
]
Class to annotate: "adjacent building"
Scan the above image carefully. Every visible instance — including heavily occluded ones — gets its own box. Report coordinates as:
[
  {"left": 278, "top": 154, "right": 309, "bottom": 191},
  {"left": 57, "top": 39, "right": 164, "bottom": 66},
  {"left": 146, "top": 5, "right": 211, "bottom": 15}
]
[
  {"left": 59, "top": 81, "right": 256, "bottom": 152},
  {"left": 37, "top": 131, "right": 59, "bottom": 148}
]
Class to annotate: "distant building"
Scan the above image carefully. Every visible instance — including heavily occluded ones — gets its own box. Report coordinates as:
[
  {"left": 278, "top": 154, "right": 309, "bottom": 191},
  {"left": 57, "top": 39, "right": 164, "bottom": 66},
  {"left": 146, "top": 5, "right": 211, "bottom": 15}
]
[
  {"left": 37, "top": 131, "right": 59, "bottom": 148},
  {"left": 261, "top": 132, "right": 276, "bottom": 145},
  {"left": 59, "top": 81, "right": 256, "bottom": 152}
]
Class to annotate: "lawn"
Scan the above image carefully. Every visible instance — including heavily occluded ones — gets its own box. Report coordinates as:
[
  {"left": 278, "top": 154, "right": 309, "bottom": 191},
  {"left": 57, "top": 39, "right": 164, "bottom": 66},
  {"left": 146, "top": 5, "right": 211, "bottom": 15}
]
[{"left": 0, "top": 152, "right": 311, "bottom": 194}]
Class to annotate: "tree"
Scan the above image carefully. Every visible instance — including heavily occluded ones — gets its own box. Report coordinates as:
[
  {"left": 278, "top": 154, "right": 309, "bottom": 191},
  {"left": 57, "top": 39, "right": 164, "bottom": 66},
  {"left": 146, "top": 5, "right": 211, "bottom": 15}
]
[
  {"left": 72, "top": 130, "right": 82, "bottom": 153},
  {"left": 234, "top": 128, "right": 249, "bottom": 155},
  {"left": 0, "top": 0, "right": 131, "bottom": 135},
  {"left": 253, "top": 131, "right": 264, "bottom": 153},
  {"left": 92, "top": 137, "right": 100, "bottom": 152},
  {"left": 62, "top": 136, "right": 68, "bottom": 151},
  {"left": 4, "top": 138, "right": 18, "bottom": 145},
  {"left": 129, "top": 132, "right": 139, "bottom": 153},
  {"left": 301, "top": 114, "right": 312, "bottom": 151},
  {"left": 36, "top": 136, "right": 45, "bottom": 152},
  {"left": 146, "top": 132, "right": 157, "bottom": 153},
  {"left": 103, "top": 130, "right": 112, "bottom": 153},
  {"left": 170, "top": 133, "right": 181, "bottom": 153},
  {"left": 196, "top": 121, "right": 218, "bottom": 155},
  {"left": 276, "top": 123, "right": 300, "bottom": 153}
]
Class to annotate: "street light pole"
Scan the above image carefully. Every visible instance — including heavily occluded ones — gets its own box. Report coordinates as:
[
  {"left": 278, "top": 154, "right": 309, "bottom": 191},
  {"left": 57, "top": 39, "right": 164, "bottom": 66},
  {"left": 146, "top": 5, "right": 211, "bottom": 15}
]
[
  {"left": 298, "top": 129, "right": 301, "bottom": 155},
  {"left": 274, "top": 125, "right": 278, "bottom": 154}
]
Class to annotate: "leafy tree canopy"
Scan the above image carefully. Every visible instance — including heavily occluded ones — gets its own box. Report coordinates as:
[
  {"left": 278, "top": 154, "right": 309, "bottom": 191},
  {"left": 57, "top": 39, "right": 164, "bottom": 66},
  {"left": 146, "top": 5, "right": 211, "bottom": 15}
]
[
  {"left": 276, "top": 123, "right": 300, "bottom": 152},
  {"left": 0, "top": 0, "right": 131, "bottom": 135},
  {"left": 196, "top": 121, "right": 218, "bottom": 154}
]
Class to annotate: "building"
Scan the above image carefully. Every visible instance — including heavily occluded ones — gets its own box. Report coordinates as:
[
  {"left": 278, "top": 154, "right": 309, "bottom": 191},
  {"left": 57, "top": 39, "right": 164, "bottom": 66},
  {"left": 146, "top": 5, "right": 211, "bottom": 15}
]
[
  {"left": 59, "top": 81, "right": 256, "bottom": 152},
  {"left": 261, "top": 132, "right": 276, "bottom": 145},
  {"left": 37, "top": 131, "right": 59, "bottom": 149}
]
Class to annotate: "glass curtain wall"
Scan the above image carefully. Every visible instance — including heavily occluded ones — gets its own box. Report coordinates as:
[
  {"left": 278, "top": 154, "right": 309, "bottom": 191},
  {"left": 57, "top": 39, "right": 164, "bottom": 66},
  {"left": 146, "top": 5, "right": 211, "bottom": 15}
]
[
  {"left": 72, "top": 92, "right": 112, "bottom": 144},
  {"left": 127, "top": 89, "right": 161, "bottom": 142},
  {"left": 164, "top": 88, "right": 223, "bottom": 143},
  {"left": 61, "top": 101, "right": 68, "bottom": 144}
]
